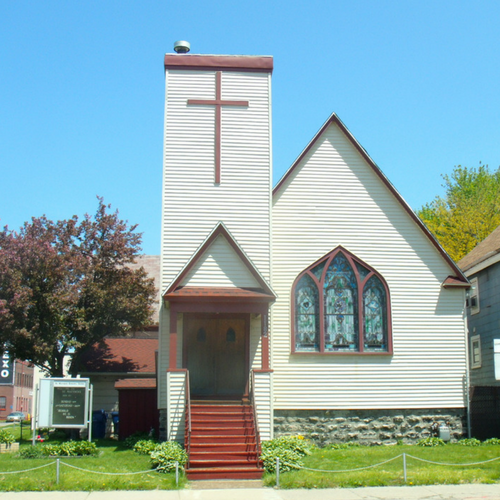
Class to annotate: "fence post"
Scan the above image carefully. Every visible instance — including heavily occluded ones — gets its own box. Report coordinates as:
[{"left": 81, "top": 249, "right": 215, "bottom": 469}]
[
  {"left": 403, "top": 453, "right": 407, "bottom": 484},
  {"left": 175, "top": 461, "right": 179, "bottom": 486},
  {"left": 276, "top": 457, "right": 280, "bottom": 488},
  {"left": 56, "top": 458, "right": 60, "bottom": 485}
]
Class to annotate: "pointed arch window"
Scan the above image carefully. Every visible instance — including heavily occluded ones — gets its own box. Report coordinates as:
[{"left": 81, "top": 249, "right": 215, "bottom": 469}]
[{"left": 292, "top": 247, "right": 392, "bottom": 354}]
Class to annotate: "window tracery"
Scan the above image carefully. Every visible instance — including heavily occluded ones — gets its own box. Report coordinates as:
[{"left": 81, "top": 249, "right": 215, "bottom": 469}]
[{"left": 292, "top": 247, "right": 391, "bottom": 354}]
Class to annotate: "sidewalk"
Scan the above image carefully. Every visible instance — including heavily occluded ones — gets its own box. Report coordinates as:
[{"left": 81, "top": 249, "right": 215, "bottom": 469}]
[{"left": 1, "top": 484, "right": 500, "bottom": 500}]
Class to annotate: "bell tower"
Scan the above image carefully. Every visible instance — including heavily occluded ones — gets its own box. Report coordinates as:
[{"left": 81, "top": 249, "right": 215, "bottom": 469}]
[{"left": 161, "top": 48, "right": 273, "bottom": 291}]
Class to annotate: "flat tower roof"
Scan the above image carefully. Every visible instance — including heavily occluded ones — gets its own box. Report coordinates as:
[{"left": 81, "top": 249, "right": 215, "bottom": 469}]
[{"left": 164, "top": 54, "right": 273, "bottom": 72}]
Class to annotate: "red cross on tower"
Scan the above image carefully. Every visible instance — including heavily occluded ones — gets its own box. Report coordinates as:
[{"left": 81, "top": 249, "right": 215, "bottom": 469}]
[{"left": 188, "top": 71, "right": 249, "bottom": 183}]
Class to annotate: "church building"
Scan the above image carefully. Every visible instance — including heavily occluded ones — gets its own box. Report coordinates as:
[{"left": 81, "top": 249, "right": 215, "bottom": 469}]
[{"left": 158, "top": 48, "right": 469, "bottom": 479}]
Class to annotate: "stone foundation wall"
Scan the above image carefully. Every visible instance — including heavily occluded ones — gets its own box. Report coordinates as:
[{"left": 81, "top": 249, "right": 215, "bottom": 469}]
[{"left": 274, "top": 408, "right": 466, "bottom": 446}]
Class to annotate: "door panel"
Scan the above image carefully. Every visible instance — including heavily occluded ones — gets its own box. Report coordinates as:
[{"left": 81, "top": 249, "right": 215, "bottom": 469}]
[
  {"left": 216, "top": 318, "right": 246, "bottom": 396},
  {"left": 186, "top": 318, "right": 217, "bottom": 396},
  {"left": 185, "top": 316, "right": 246, "bottom": 397}
]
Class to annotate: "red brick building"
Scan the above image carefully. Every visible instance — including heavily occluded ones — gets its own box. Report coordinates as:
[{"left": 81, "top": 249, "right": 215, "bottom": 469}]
[{"left": 0, "top": 358, "right": 34, "bottom": 419}]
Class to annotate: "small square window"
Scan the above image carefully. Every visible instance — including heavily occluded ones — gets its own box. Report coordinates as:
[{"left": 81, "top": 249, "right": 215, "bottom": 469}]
[
  {"left": 0, "top": 397, "right": 6, "bottom": 410},
  {"left": 470, "top": 334, "right": 481, "bottom": 369}
]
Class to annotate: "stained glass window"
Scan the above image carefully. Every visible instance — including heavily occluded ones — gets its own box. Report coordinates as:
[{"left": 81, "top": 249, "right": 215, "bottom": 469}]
[
  {"left": 324, "top": 253, "right": 358, "bottom": 351},
  {"left": 355, "top": 262, "right": 370, "bottom": 281},
  {"left": 363, "top": 275, "right": 387, "bottom": 351},
  {"left": 311, "top": 260, "right": 326, "bottom": 280},
  {"left": 295, "top": 274, "right": 319, "bottom": 351},
  {"left": 293, "top": 247, "right": 391, "bottom": 354}
]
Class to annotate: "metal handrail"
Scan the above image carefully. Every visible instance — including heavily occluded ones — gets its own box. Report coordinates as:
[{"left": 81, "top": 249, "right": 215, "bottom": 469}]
[
  {"left": 185, "top": 369, "right": 191, "bottom": 468},
  {"left": 250, "top": 369, "right": 262, "bottom": 463}
]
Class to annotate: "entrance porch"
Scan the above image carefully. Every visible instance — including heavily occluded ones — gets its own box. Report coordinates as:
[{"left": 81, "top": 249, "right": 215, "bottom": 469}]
[{"left": 163, "top": 287, "right": 274, "bottom": 445}]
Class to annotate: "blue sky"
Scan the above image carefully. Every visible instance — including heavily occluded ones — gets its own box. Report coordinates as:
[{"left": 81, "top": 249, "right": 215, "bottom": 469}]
[{"left": 1, "top": 1, "right": 499, "bottom": 255}]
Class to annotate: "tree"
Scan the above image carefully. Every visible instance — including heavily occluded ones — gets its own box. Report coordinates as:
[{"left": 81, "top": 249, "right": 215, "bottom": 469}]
[
  {"left": 0, "top": 199, "right": 157, "bottom": 377},
  {"left": 417, "top": 164, "right": 500, "bottom": 262}
]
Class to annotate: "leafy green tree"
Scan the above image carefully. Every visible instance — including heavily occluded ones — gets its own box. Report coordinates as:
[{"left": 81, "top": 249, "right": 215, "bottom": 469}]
[
  {"left": 417, "top": 164, "right": 500, "bottom": 262},
  {"left": 0, "top": 199, "right": 156, "bottom": 376}
]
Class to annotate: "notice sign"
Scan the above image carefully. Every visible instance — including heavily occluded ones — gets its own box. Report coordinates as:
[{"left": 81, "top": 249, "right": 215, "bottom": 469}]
[
  {"left": 52, "top": 381, "right": 87, "bottom": 426},
  {"left": 38, "top": 378, "right": 90, "bottom": 428}
]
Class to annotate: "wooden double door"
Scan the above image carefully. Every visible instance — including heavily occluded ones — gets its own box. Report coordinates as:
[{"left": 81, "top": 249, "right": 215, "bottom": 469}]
[{"left": 184, "top": 314, "right": 248, "bottom": 398}]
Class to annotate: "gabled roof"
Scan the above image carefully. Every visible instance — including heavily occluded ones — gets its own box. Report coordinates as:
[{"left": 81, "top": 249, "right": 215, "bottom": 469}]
[
  {"left": 458, "top": 224, "right": 500, "bottom": 275},
  {"left": 79, "top": 338, "right": 158, "bottom": 374},
  {"left": 273, "top": 112, "right": 469, "bottom": 288},
  {"left": 163, "top": 222, "right": 276, "bottom": 299}
]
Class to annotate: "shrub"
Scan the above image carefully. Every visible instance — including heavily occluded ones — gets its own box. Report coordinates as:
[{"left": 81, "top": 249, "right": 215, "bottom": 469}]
[
  {"left": 458, "top": 438, "right": 481, "bottom": 447},
  {"left": 19, "top": 446, "right": 44, "bottom": 458},
  {"left": 41, "top": 444, "right": 62, "bottom": 456},
  {"left": 124, "top": 432, "right": 150, "bottom": 449},
  {"left": 133, "top": 439, "right": 158, "bottom": 455},
  {"left": 483, "top": 438, "right": 500, "bottom": 445},
  {"left": 0, "top": 430, "right": 15, "bottom": 445},
  {"left": 150, "top": 441, "right": 188, "bottom": 473},
  {"left": 71, "top": 440, "right": 98, "bottom": 456},
  {"left": 260, "top": 435, "right": 312, "bottom": 473},
  {"left": 416, "top": 437, "right": 446, "bottom": 447},
  {"left": 20, "top": 441, "right": 99, "bottom": 457}
]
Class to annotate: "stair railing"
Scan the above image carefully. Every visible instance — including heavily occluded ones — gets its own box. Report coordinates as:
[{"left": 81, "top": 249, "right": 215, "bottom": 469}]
[
  {"left": 184, "top": 369, "right": 192, "bottom": 468},
  {"left": 250, "top": 369, "right": 262, "bottom": 462}
]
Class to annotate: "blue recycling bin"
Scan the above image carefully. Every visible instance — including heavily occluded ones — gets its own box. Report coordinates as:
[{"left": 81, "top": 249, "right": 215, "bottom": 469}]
[
  {"left": 92, "top": 410, "right": 107, "bottom": 439},
  {"left": 111, "top": 412, "right": 119, "bottom": 436}
]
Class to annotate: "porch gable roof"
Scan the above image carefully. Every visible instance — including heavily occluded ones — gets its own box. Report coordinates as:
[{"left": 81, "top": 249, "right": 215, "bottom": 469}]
[{"left": 163, "top": 222, "right": 276, "bottom": 300}]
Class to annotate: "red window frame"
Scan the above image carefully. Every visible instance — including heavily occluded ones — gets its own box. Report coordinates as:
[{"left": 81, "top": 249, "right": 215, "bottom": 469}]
[{"left": 291, "top": 246, "right": 393, "bottom": 355}]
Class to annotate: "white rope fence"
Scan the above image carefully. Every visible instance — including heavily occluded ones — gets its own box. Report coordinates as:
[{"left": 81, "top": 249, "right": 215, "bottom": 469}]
[
  {"left": 61, "top": 462, "right": 160, "bottom": 475},
  {"left": 274, "top": 453, "right": 500, "bottom": 487},
  {"left": 0, "top": 460, "right": 181, "bottom": 486},
  {"left": 0, "top": 461, "right": 57, "bottom": 474}
]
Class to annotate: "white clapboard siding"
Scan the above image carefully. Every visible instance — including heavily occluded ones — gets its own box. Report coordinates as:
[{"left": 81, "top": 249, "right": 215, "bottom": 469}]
[
  {"left": 158, "top": 307, "right": 184, "bottom": 410},
  {"left": 166, "top": 370, "right": 186, "bottom": 442},
  {"left": 253, "top": 371, "right": 272, "bottom": 441},
  {"left": 161, "top": 70, "right": 272, "bottom": 294},
  {"left": 271, "top": 121, "right": 467, "bottom": 410},
  {"left": 181, "top": 234, "right": 261, "bottom": 288}
]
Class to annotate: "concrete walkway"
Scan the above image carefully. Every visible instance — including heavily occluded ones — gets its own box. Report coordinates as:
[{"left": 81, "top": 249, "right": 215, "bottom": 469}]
[{"left": 0, "top": 484, "right": 500, "bottom": 500}]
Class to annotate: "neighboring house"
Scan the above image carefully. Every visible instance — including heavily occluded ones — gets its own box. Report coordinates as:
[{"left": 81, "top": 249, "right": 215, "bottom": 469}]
[
  {"left": 158, "top": 48, "right": 469, "bottom": 465},
  {"left": 78, "top": 255, "right": 160, "bottom": 436},
  {"left": 0, "top": 356, "right": 34, "bottom": 419},
  {"left": 458, "top": 225, "right": 500, "bottom": 439}
]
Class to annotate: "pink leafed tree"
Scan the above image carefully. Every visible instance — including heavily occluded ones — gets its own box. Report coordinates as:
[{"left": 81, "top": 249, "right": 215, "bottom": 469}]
[{"left": 0, "top": 198, "right": 157, "bottom": 377}]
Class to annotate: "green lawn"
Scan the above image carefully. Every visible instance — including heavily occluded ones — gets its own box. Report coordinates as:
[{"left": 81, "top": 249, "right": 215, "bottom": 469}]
[
  {"left": 1, "top": 434, "right": 500, "bottom": 491},
  {"left": 263, "top": 444, "right": 500, "bottom": 489},
  {"left": 0, "top": 439, "right": 185, "bottom": 491}
]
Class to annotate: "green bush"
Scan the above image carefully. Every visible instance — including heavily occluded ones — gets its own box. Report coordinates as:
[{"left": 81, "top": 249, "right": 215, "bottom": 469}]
[
  {"left": 260, "top": 435, "right": 312, "bottom": 473},
  {"left": 20, "top": 441, "right": 98, "bottom": 458},
  {"left": 416, "top": 437, "right": 446, "bottom": 447},
  {"left": 458, "top": 438, "right": 481, "bottom": 447},
  {"left": 483, "top": 438, "right": 500, "bottom": 445},
  {"left": 19, "top": 446, "right": 44, "bottom": 459},
  {"left": 123, "top": 432, "right": 150, "bottom": 449},
  {"left": 0, "top": 430, "right": 16, "bottom": 445},
  {"left": 133, "top": 439, "right": 158, "bottom": 455},
  {"left": 150, "top": 441, "right": 188, "bottom": 473},
  {"left": 71, "top": 441, "right": 99, "bottom": 456}
]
